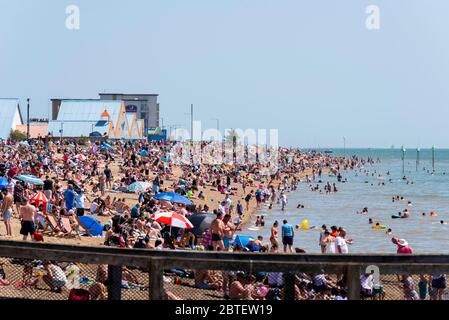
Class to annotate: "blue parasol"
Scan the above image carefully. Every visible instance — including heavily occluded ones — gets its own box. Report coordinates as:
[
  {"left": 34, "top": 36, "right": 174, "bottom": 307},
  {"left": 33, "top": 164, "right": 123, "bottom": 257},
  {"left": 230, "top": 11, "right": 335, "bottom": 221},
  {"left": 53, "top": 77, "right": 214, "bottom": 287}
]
[
  {"left": 0, "top": 178, "right": 7, "bottom": 190},
  {"left": 140, "top": 149, "right": 149, "bottom": 157},
  {"left": 153, "top": 192, "right": 194, "bottom": 205},
  {"left": 99, "top": 144, "right": 113, "bottom": 150},
  {"left": 16, "top": 175, "right": 44, "bottom": 186},
  {"left": 233, "top": 235, "right": 254, "bottom": 248},
  {"left": 79, "top": 216, "right": 103, "bottom": 237}
]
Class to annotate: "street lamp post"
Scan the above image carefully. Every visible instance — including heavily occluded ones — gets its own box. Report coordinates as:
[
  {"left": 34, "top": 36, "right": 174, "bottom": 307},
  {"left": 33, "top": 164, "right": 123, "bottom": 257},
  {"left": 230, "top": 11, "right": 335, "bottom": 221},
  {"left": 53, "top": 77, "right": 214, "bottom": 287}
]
[
  {"left": 190, "top": 104, "right": 194, "bottom": 143},
  {"left": 27, "top": 98, "right": 30, "bottom": 140},
  {"left": 60, "top": 122, "right": 64, "bottom": 143}
]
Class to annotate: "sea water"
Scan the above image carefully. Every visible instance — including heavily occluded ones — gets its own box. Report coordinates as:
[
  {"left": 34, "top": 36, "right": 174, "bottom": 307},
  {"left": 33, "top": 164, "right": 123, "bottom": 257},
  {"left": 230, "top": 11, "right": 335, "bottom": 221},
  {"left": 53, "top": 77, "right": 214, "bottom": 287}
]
[{"left": 241, "top": 148, "right": 449, "bottom": 254}]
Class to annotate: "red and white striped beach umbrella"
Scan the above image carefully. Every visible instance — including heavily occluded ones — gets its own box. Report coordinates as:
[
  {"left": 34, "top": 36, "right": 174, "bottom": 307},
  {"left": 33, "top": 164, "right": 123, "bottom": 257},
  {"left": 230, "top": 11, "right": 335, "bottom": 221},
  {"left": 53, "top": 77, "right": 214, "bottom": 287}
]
[
  {"left": 29, "top": 192, "right": 49, "bottom": 213},
  {"left": 150, "top": 211, "right": 194, "bottom": 229}
]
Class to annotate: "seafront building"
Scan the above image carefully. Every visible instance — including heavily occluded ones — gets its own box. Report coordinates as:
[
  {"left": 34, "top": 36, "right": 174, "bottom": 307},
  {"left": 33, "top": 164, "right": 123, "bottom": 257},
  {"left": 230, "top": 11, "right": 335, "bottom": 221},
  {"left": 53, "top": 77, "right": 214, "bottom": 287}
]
[
  {"left": 0, "top": 93, "right": 160, "bottom": 140},
  {"left": 98, "top": 93, "right": 160, "bottom": 133},
  {"left": 48, "top": 99, "right": 144, "bottom": 139}
]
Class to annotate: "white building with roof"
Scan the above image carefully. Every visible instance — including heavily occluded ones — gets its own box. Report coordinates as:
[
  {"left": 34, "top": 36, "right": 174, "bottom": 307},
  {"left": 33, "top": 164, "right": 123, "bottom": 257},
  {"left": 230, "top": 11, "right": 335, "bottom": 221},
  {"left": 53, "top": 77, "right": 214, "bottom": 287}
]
[
  {"left": 0, "top": 98, "right": 23, "bottom": 139},
  {"left": 47, "top": 100, "right": 143, "bottom": 139}
]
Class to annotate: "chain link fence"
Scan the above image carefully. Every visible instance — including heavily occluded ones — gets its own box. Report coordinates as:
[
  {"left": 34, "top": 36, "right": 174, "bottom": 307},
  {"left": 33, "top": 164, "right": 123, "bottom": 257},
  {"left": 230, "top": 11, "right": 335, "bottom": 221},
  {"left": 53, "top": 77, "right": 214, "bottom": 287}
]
[
  {"left": 0, "top": 258, "right": 151, "bottom": 300},
  {"left": 0, "top": 258, "right": 448, "bottom": 300},
  {"left": 0, "top": 240, "right": 448, "bottom": 300}
]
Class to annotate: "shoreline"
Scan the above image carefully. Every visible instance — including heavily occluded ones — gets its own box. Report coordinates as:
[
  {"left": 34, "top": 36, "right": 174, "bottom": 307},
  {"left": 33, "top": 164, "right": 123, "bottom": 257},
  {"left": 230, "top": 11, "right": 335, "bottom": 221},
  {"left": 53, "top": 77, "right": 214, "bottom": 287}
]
[{"left": 238, "top": 167, "right": 323, "bottom": 230}]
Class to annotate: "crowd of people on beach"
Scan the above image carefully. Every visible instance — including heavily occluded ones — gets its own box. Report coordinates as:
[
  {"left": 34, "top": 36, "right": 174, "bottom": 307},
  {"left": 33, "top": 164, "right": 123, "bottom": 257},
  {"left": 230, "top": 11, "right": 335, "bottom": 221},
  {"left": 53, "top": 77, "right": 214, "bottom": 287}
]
[{"left": 0, "top": 137, "right": 445, "bottom": 300}]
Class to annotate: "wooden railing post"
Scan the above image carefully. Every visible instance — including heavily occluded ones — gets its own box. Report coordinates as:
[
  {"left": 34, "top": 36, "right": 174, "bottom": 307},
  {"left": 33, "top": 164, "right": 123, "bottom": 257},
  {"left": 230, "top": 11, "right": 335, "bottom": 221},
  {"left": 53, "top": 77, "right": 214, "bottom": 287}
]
[
  {"left": 108, "top": 265, "right": 123, "bottom": 301},
  {"left": 149, "top": 258, "right": 164, "bottom": 300},
  {"left": 346, "top": 265, "right": 361, "bottom": 300},
  {"left": 284, "top": 272, "right": 296, "bottom": 301}
]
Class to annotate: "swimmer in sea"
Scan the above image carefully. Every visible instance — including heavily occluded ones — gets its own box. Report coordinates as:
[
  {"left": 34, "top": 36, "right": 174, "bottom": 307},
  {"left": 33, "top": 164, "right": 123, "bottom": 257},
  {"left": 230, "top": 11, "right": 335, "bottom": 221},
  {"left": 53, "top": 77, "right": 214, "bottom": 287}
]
[
  {"left": 408, "top": 201, "right": 412, "bottom": 206},
  {"left": 441, "top": 221, "right": 448, "bottom": 225},
  {"left": 386, "top": 228, "right": 392, "bottom": 235},
  {"left": 422, "top": 212, "right": 426, "bottom": 216},
  {"left": 369, "top": 218, "right": 373, "bottom": 224},
  {"left": 402, "top": 209, "right": 410, "bottom": 218}
]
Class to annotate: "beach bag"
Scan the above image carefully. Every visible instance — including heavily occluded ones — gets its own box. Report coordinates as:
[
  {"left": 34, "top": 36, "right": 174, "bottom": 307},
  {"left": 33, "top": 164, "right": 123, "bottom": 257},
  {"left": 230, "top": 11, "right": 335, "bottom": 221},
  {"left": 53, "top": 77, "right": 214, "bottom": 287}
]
[
  {"left": 68, "top": 289, "right": 90, "bottom": 301},
  {"left": 33, "top": 232, "right": 44, "bottom": 242}
]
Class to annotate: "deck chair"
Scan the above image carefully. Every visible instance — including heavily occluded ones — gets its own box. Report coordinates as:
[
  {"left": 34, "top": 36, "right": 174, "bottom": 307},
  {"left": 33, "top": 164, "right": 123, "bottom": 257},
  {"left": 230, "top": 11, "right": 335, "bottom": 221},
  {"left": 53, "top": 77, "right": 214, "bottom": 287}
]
[
  {"left": 60, "top": 217, "right": 81, "bottom": 239},
  {"left": 43, "top": 215, "right": 62, "bottom": 236},
  {"left": 36, "top": 215, "right": 47, "bottom": 230}
]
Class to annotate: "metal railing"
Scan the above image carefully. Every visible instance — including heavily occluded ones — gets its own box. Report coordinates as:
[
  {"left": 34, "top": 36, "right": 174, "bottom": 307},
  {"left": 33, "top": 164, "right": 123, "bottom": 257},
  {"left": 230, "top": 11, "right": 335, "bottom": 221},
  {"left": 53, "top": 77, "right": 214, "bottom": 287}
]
[{"left": 0, "top": 240, "right": 448, "bottom": 300}]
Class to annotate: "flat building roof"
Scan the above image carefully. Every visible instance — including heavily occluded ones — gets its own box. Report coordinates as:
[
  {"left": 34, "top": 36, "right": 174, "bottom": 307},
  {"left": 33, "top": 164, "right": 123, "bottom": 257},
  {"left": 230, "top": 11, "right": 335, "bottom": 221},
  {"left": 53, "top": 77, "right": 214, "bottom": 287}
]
[{"left": 99, "top": 93, "right": 159, "bottom": 97}]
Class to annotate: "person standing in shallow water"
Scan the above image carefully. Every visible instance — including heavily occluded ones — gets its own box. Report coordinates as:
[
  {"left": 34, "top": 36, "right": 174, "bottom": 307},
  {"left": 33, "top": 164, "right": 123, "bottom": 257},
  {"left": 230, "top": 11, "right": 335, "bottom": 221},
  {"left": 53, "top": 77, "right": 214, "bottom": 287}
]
[
  {"left": 319, "top": 225, "right": 328, "bottom": 254},
  {"left": 281, "top": 220, "right": 294, "bottom": 253},
  {"left": 270, "top": 221, "right": 279, "bottom": 248}
]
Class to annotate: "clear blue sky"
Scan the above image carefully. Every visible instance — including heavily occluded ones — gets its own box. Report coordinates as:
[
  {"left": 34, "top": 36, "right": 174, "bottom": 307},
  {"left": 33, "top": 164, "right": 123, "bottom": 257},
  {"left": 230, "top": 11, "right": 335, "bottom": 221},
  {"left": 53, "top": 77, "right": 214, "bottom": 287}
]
[{"left": 1, "top": 0, "right": 449, "bottom": 148}]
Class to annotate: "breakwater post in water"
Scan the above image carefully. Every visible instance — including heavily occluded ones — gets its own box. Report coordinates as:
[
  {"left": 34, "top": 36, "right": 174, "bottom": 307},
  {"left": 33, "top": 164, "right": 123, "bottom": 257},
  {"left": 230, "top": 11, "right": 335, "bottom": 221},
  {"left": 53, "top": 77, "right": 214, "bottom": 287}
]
[
  {"left": 416, "top": 148, "right": 420, "bottom": 172},
  {"left": 432, "top": 145, "right": 435, "bottom": 173},
  {"left": 401, "top": 146, "right": 406, "bottom": 174}
]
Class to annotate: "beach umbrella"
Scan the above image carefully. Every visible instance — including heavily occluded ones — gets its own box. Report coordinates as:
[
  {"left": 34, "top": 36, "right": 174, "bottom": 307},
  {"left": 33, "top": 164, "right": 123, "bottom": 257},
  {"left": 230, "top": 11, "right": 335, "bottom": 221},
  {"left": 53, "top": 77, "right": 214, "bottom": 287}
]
[
  {"left": 0, "top": 178, "right": 7, "bottom": 190},
  {"left": 100, "top": 144, "right": 113, "bottom": 150},
  {"left": 79, "top": 216, "right": 103, "bottom": 237},
  {"left": 153, "top": 192, "right": 194, "bottom": 206},
  {"left": 150, "top": 211, "right": 194, "bottom": 229},
  {"left": 19, "top": 141, "right": 30, "bottom": 147},
  {"left": 29, "top": 192, "right": 49, "bottom": 213},
  {"left": 16, "top": 175, "right": 44, "bottom": 186},
  {"left": 127, "top": 181, "right": 151, "bottom": 192},
  {"left": 234, "top": 235, "right": 255, "bottom": 248},
  {"left": 140, "top": 149, "right": 149, "bottom": 157},
  {"left": 187, "top": 213, "right": 215, "bottom": 236}
]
